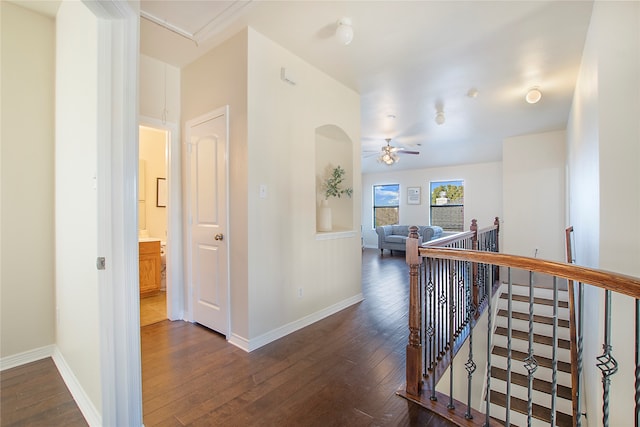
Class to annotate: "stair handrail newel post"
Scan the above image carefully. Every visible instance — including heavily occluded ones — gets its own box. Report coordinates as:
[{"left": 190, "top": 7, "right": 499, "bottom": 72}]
[{"left": 405, "top": 225, "right": 423, "bottom": 397}]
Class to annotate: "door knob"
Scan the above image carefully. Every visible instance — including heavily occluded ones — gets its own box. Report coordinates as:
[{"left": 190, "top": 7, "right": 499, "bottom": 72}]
[{"left": 214, "top": 233, "right": 224, "bottom": 241}]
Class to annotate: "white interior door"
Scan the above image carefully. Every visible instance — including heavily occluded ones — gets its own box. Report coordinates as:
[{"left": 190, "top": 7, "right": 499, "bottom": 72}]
[{"left": 186, "top": 107, "right": 229, "bottom": 335}]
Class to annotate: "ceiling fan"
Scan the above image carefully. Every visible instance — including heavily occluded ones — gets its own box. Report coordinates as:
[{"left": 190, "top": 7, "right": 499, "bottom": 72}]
[{"left": 377, "top": 138, "right": 420, "bottom": 165}]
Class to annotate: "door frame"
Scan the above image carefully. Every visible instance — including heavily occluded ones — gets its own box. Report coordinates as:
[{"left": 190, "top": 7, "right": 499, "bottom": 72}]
[
  {"left": 139, "top": 117, "right": 183, "bottom": 320},
  {"left": 87, "top": 0, "right": 142, "bottom": 425},
  {"left": 184, "top": 106, "right": 231, "bottom": 338}
]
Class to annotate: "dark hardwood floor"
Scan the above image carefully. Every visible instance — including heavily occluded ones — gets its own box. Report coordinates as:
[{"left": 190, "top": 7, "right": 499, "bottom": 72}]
[
  {"left": 1, "top": 249, "right": 455, "bottom": 426},
  {"left": 0, "top": 358, "right": 87, "bottom": 426},
  {"left": 141, "top": 248, "right": 453, "bottom": 426}
]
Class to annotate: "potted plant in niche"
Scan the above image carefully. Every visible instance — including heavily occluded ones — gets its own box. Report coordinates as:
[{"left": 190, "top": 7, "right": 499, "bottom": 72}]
[{"left": 318, "top": 165, "right": 353, "bottom": 232}]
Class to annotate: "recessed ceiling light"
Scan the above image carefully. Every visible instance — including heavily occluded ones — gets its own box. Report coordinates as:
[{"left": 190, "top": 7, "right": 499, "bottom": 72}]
[
  {"left": 526, "top": 87, "right": 542, "bottom": 104},
  {"left": 467, "top": 88, "right": 479, "bottom": 98}
]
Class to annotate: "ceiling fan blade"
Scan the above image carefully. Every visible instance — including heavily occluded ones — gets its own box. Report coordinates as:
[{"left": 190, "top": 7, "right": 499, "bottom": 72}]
[{"left": 398, "top": 150, "right": 420, "bottom": 155}]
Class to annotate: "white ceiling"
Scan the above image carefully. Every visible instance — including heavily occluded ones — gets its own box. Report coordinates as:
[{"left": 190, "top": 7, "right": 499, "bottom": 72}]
[{"left": 141, "top": 0, "right": 594, "bottom": 173}]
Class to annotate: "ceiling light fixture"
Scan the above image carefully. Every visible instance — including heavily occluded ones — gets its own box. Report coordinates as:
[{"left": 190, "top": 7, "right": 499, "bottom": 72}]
[
  {"left": 526, "top": 87, "right": 542, "bottom": 104},
  {"left": 336, "top": 17, "right": 354, "bottom": 45},
  {"left": 467, "top": 88, "right": 479, "bottom": 98},
  {"left": 378, "top": 138, "right": 399, "bottom": 165},
  {"left": 435, "top": 111, "right": 445, "bottom": 125}
]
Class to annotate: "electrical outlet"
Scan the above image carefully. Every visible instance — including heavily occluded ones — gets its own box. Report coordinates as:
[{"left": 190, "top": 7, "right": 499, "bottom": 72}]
[{"left": 298, "top": 287, "right": 303, "bottom": 298}]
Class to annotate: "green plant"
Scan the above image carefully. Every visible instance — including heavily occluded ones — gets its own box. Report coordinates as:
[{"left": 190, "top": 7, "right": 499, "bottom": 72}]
[{"left": 323, "top": 165, "right": 353, "bottom": 200}]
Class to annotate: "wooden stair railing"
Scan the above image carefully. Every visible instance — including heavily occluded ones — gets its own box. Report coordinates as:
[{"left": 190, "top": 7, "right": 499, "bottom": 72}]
[
  {"left": 400, "top": 241, "right": 640, "bottom": 427},
  {"left": 402, "top": 218, "right": 501, "bottom": 423}
]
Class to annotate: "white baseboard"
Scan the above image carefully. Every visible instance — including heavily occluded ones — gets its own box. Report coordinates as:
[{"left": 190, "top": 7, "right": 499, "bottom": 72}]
[
  {"left": 1, "top": 345, "right": 101, "bottom": 426},
  {"left": 52, "top": 347, "right": 102, "bottom": 427},
  {"left": 229, "top": 293, "right": 364, "bottom": 352},
  {"left": 228, "top": 333, "right": 250, "bottom": 352},
  {"left": 0, "top": 344, "right": 55, "bottom": 371}
]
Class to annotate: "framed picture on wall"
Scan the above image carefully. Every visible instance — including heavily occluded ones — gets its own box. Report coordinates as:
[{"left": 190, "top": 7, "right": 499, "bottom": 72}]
[
  {"left": 407, "top": 187, "right": 421, "bottom": 205},
  {"left": 156, "top": 178, "right": 167, "bottom": 207}
]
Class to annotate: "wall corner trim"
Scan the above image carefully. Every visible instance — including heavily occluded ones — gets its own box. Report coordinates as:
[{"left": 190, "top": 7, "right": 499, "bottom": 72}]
[
  {"left": 0, "top": 344, "right": 55, "bottom": 371},
  {"left": 52, "top": 347, "right": 102, "bottom": 427},
  {"left": 231, "top": 293, "right": 365, "bottom": 353}
]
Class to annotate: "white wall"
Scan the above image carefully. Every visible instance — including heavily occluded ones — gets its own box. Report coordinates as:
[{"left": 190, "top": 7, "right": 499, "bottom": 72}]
[
  {"left": 140, "top": 55, "right": 181, "bottom": 124},
  {"left": 246, "top": 28, "right": 361, "bottom": 341},
  {"left": 567, "top": 2, "right": 640, "bottom": 425},
  {"left": 503, "top": 130, "right": 566, "bottom": 262},
  {"left": 362, "top": 162, "right": 502, "bottom": 248},
  {"left": 55, "top": 0, "right": 102, "bottom": 414},
  {"left": 0, "top": 2, "right": 55, "bottom": 359}
]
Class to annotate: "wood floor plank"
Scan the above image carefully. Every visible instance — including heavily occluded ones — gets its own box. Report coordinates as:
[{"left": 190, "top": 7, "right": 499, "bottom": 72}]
[
  {"left": 140, "top": 249, "right": 454, "bottom": 426},
  {"left": 1, "top": 250, "right": 453, "bottom": 426},
  {"left": 0, "top": 358, "right": 87, "bottom": 427}
]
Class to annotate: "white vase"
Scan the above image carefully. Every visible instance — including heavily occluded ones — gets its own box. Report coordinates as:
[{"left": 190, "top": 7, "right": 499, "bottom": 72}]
[{"left": 318, "top": 199, "right": 332, "bottom": 232}]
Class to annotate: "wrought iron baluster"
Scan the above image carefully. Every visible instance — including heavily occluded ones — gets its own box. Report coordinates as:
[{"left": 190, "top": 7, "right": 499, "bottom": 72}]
[
  {"left": 448, "top": 260, "right": 455, "bottom": 409},
  {"left": 551, "top": 276, "right": 558, "bottom": 426},
  {"left": 426, "top": 259, "right": 435, "bottom": 372},
  {"left": 439, "top": 259, "right": 447, "bottom": 356},
  {"left": 577, "top": 282, "right": 584, "bottom": 427},
  {"left": 634, "top": 299, "right": 640, "bottom": 427},
  {"left": 484, "top": 263, "right": 493, "bottom": 427},
  {"left": 505, "top": 268, "right": 512, "bottom": 427},
  {"left": 596, "top": 289, "right": 618, "bottom": 427},
  {"left": 465, "top": 260, "right": 476, "bottom": 420},
  {"left": 523, "top": 271, "right": 538, "bottom": 427},
  {"left": 429, "top": 258, "right": 437, "bottom": 401}
]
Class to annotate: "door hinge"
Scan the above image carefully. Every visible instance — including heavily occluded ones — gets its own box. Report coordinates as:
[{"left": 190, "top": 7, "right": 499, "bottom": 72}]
[{"left": 96, "top": 257, "right": 106, "bottom": 270}]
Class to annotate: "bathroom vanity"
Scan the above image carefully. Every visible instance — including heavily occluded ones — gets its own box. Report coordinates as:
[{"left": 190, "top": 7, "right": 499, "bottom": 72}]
[{"left": 139, "top": 239, "right": 161, "bottom": 297}]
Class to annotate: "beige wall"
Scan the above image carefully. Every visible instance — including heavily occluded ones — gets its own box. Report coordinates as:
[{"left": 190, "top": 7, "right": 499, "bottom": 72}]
[
  {"left": 55, "top": 0, "right": 102, "bottom": 413},
  {"left": 182, "top": 27, "right": 361, "bottom": 347},
  {"left": 182, "top": 29, "right": 250, "bottom": 339},
  {"left": 0, "top": 1, "right": 56, "bottom": 359},
  {"left": 362, "top": 162, "right": 503, "bottom": 248},
  {"left": 567, "top": 1, "right": 640, "bottom": 424},
  {"left": 503, "top": 130, "right": 566, "bottom": 262},
  {"left": 246, "top": 28, "right": 361, "bottom": 340}
]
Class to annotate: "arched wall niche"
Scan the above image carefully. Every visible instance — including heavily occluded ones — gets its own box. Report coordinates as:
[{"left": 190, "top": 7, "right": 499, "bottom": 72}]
[{"left": 315, "top": 124, "right": 354, "bottom": 233}]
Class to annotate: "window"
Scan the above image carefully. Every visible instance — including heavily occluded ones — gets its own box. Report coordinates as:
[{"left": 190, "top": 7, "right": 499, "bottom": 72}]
[
  {"left": 430, "top": 180, "right": 464, "bottom": 231},
  {"left": 373, "top": 184, "right": 400, "bottom": 228}
]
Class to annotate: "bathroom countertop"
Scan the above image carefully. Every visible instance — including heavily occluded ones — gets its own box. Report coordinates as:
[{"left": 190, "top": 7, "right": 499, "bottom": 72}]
[{"left": 139, "top": 237, "right": 162, "bottom": 243}]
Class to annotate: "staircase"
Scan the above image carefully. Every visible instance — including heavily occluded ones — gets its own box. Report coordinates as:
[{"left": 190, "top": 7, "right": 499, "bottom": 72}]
[{"left": 488, "top": 283, "right": 573, "bottom": 427}]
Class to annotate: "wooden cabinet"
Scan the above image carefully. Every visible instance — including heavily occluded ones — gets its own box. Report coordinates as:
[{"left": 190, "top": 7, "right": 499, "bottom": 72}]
[{"left": 139, "top": 240, "right": 161, "bottom": 297}]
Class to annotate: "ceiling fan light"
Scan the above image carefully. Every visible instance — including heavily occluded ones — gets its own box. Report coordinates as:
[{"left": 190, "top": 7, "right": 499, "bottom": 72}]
[
  {"left": 336, "top": 17, "right": 354, "bottom": 45},
  {"left": 435, "top": 111, "right": 445, "bottom": 125}
]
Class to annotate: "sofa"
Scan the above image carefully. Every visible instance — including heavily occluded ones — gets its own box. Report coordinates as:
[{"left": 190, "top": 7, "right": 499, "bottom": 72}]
[{"left": 375, "top": 225, "right": 443, "bottom": 255}]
